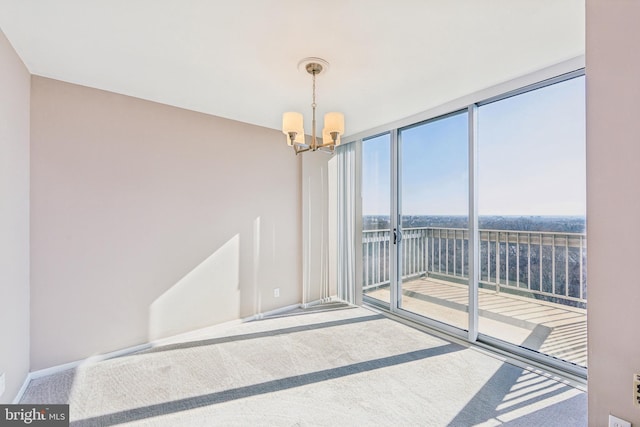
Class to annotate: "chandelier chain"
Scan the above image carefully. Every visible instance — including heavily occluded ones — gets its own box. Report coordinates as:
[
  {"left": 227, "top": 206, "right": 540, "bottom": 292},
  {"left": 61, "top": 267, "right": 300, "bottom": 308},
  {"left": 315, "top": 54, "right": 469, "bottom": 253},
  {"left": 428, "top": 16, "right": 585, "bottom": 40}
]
[{"left": 312, "top": 70, "right": 317, "bottom": 109}]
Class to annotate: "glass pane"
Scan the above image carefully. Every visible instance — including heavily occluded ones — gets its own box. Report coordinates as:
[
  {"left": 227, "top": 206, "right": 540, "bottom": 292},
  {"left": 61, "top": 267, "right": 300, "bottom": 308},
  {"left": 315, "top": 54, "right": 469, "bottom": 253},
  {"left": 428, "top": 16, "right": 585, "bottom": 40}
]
[
  {"left": 362, "top": 133, "right": 391, "bottom": 305},
  {"left": 399, "top": 111, "right": 469, "bottom": 331},
  {"left": 477, "top": 76, "right": 587, "bottom": 367}
]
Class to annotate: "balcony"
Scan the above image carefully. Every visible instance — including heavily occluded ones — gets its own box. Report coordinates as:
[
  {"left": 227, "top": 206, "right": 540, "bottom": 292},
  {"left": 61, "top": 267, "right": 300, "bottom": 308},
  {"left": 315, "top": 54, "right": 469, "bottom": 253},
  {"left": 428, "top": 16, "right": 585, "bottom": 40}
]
[{"left": 362, "top": 227, "right": 587, "bottom": 367}]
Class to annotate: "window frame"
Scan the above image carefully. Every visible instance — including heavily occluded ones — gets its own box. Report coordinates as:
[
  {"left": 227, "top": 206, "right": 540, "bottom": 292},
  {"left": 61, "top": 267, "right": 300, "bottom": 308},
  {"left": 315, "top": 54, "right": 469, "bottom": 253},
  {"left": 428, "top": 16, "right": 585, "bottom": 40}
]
[{"left": 341, "top": 62, "right": 587, "bottom": 381}]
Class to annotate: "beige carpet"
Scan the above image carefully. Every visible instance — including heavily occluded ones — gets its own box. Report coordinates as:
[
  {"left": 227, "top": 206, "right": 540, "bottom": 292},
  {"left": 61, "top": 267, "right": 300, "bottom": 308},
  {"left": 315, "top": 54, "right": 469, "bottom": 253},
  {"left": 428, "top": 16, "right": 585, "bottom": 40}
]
[{"left": 20, "top": 304, "right": 587, "bottom": 426}]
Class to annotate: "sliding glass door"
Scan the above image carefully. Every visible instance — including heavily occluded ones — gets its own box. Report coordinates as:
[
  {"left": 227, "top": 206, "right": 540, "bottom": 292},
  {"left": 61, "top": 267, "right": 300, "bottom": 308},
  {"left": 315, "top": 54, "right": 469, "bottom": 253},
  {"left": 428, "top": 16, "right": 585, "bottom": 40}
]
[
  {"left": 397, "top": 112, "right": 469, "bottom": 332},
  {"left": 352, "top": 70, "right": 586, "bottom": 374}
]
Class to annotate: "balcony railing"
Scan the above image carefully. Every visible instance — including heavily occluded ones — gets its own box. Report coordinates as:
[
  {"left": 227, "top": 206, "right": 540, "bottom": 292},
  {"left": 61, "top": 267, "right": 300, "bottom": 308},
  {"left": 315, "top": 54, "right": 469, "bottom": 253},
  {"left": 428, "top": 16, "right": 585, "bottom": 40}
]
[{"left": 363, "top": 227, "right": 587, "bottom": 307}]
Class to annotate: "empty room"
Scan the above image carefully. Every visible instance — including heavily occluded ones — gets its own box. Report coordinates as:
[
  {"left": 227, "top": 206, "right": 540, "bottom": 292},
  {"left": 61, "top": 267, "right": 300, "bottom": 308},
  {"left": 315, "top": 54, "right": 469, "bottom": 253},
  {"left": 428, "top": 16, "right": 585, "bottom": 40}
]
[{"left": 1, "top": 1, "right": 639, "bottom": 426}]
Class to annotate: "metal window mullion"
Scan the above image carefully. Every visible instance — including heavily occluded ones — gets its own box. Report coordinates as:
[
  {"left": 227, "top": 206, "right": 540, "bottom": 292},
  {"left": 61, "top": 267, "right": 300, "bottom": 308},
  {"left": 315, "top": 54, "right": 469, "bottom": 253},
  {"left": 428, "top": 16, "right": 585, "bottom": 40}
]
[
  {"left": 390, "top": 128, "right": 400, "bottom": 311},
  {"left": 468, "top": 104, "right": 479, "bottom": 341}
]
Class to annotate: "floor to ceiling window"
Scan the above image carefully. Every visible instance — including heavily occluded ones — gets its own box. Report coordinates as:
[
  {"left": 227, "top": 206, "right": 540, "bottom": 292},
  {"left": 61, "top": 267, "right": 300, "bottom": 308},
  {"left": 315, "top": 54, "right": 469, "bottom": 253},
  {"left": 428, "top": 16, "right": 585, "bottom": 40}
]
[
  {"left": 477, "top": 75, "right": 586, "bottom": 367},
  {"left": 350, "top": 69, "right": 586, "bottom": 376}
]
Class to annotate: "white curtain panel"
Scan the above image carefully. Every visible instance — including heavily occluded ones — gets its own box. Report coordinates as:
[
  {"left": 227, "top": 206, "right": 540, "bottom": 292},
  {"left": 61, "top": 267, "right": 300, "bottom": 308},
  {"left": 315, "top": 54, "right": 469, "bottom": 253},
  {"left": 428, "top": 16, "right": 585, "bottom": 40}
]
[{"left": 337, "top": 143, "right": 357, "bottom": 303}]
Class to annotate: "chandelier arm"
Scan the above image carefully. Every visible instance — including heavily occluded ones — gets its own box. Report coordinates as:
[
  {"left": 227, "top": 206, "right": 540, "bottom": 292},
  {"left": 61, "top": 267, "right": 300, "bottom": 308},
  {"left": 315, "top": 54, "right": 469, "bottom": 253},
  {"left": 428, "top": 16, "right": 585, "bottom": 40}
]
[
  {"left": 294, "top": 145, "right": 312, "bottom": 155},
  {"left": 317, "top": 145, "right": 335, "bottom": 154},
  {"left": 317, "top": 141, "right": 335, "bottom": 148}
]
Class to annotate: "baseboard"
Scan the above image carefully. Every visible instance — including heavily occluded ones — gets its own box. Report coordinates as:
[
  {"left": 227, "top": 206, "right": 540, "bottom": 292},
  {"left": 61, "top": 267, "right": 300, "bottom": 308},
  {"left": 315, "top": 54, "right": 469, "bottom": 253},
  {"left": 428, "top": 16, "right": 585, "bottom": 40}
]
[
  {"left": 301, "top": 296, "right": 340, "bottom": 309},
  {"left": 12, "top": 373, "right": 32, "bottom": 404},
  {"left": 242, "top": 302, "right": 304, "bottom": 321},
  {"left": 14, "top": 300, "right": 321, "bottom": 402},
  {"left": 151, "top": 303, "right": 308, "bottom": 347},
  {"left": 12, "top": 341, "right": 152, "bottom": 403}
]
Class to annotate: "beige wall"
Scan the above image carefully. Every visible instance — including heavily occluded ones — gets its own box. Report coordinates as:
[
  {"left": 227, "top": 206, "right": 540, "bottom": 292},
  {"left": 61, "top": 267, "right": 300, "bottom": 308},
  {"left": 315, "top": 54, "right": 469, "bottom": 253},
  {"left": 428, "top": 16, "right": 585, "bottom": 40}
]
[
  {"left": 587, "top": 1, "right": 640, "bottom": 425},
  {"left": 0, "top": 29, "right": 30, "bottom": 402},
  {"left": 30, "top": 77, "right": 301, "bottom": 370}
]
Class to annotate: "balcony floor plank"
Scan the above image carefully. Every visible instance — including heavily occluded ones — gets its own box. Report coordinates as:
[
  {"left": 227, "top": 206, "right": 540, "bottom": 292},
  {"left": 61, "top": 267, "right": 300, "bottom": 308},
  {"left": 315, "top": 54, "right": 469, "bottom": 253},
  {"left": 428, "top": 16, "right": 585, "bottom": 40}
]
[{"left": 365, "top": 276, "right": 587, "bottom": 367}]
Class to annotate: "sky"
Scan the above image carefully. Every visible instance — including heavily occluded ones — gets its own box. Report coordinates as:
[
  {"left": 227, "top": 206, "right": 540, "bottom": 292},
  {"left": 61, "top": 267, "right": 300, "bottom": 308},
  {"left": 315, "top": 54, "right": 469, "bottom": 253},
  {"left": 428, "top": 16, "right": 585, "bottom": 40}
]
[{"left": 362, "top": 76, "right": 586, "bottom": 217}]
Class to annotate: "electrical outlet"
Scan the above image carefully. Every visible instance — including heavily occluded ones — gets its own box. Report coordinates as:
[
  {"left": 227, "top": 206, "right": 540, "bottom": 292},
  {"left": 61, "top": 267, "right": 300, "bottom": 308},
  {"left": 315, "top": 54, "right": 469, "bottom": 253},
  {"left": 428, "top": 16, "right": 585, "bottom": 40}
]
[
  {"left": 609, "top": 414, "right": 631, "bottom": 427},
  {"left": 634, "top": 373, "right": 640, "bottom": 407},
  {"left": 0, "top": 372, "right": 5, "bottom": 398},
  {"left": 274, "top": 288, "right": 280, "bottom": 298}
]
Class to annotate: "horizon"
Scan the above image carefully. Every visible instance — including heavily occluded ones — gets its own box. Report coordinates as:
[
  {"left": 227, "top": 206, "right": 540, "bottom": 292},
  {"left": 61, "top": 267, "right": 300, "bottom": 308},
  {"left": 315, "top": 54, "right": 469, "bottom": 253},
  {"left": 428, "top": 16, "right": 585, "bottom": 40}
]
[{"left": 363, "top": 214, "right": 586, "bottom": 233}]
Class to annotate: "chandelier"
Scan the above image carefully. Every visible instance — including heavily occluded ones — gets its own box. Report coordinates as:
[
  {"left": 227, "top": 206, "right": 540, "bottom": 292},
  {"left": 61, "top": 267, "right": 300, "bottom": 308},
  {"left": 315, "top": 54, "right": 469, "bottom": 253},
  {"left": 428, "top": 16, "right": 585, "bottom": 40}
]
[{"left": 282, "top": 58, "right": 345, "bottom": 154}]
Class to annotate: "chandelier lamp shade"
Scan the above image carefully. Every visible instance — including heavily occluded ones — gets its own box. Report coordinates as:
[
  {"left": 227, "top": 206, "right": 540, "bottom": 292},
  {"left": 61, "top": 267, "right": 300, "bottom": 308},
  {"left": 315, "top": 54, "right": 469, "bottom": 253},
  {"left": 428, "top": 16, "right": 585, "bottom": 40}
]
[{"left": 282, "top": 58, "right": 345, "bottom": 154}]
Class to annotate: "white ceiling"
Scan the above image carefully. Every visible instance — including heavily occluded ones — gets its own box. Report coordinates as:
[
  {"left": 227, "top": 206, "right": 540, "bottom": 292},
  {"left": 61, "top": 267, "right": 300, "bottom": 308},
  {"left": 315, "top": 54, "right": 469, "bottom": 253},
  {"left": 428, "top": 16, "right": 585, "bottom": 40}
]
[{"left": 0, "top": 1, "right": 584, "bottom": 137}]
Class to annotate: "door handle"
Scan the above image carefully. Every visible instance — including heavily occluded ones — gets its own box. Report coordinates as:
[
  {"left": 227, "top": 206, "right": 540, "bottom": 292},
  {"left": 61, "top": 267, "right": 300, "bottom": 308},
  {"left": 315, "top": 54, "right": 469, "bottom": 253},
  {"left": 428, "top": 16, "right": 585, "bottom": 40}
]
[{"left": 393, "top": 228, "right": 402, "bottom": 244}]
